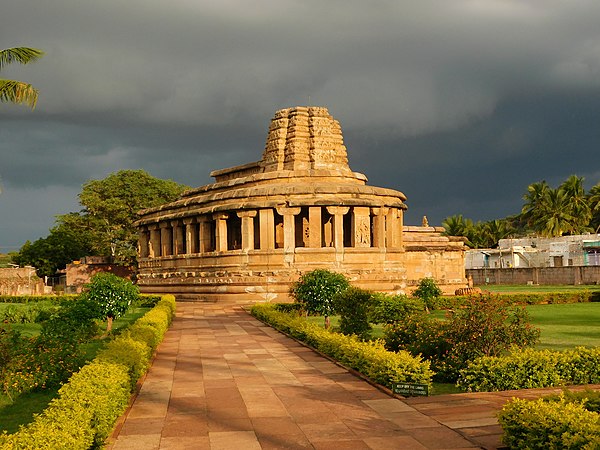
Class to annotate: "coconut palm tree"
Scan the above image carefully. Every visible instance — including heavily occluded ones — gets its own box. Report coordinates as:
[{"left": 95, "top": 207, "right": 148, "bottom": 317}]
[
  {"left": 559, "top": 175, "right": 592, "bottom": 234},
  {"left": 588, "top": 182, "right": 600, "bottom": 232},
  {"left": 0, "top": 47, "right": 44, "bottom": 109},
  {"left": 521, "top": 180, "right": 549, "bottom": 228}
]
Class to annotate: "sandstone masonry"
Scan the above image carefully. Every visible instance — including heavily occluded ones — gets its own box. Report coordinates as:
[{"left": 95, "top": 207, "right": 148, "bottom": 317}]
[{"left": 135, "top": 107, "right": 466, "bottom": 301}]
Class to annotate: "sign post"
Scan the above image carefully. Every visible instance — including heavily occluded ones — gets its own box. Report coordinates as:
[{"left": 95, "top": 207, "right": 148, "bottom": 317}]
[{"left": 392, "top": 383, "right": 429, "bottom": 397}]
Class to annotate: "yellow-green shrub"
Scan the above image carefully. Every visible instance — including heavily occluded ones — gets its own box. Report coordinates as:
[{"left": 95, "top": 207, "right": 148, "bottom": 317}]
[
  {"left": 0, "top": 294, "right": 176, "bottom": 449},
  {"left": 458, "top": 347, "right": 600, "bottom": 392},
  {"left": 251, "top": 303, "right": 432, "bottom": 388},
  {"left": 498, "top": 395, "right": 600, "bottom": 449}
]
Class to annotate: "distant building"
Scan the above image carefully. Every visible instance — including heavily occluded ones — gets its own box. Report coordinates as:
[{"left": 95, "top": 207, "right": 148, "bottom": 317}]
[
  {"left": 63, "top": 256, "right": 132, "bottom": 293},
  {"left": 466, "top": 234, "right": 600, "bottom": 269}
]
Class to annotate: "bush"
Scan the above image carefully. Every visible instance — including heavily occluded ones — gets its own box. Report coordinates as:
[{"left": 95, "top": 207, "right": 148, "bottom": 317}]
[
  {"left": 458, "top": 347, "right": 600, "bottom": 392},
  {"left": 83, "top": 273, "right": 139, "bottom": 332},
  {"left": 333, "top": 287, "right": 373, "bottom": 339},
  {"left": 289, "top": 269, "right": 349, "bottom": 328},
  {"left": 251, "top": 303, "right": 432, "bottom": 389},
  {"left": 0, "top": 294, "right": 176, "bottom": 449},
  {"left": 0, "top": 295, "right": 76, "bottom": 305},
  {"left": 0, "top": 302, "right": 60, "bottom": 324},
  {"left": 41, "top": 297, "right": 101, "bottom": 343},
  {"left": 498, "top": 394, "right": 600, "bottom": 449},
  {"left": 412, "top": 277, "right": 442, "bottom": 312},
  {"left": 385, "top": 294, "right": 540, "bottom": 382},
  {"left": 369, "top": 293, "right": 425, "bottom": 324}
]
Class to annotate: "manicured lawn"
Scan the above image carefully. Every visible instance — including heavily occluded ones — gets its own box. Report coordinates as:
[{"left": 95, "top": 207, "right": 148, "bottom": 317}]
[{"left": 528, "top": 302, "right": 600, "bottom": 350}]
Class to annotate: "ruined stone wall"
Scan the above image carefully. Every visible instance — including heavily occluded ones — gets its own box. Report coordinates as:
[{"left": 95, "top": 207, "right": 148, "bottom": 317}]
[{"left": 0, "top": 268, "right": 45, "bottom": 296}]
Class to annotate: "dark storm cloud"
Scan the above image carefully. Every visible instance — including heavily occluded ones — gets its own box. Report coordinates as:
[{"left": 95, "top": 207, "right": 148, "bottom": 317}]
[{"left": 2, "top": 0, "right": 600, "bottom": 248}]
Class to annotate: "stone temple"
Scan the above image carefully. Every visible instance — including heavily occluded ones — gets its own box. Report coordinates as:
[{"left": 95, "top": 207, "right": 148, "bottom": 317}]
[{"left": 135, "top": 106, "right": 466, "bottom": 301}]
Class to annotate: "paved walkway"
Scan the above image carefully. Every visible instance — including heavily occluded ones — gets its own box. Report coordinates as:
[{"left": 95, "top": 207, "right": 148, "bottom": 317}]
[{"left": 108, "top": 302, "right": 599, "bottom": 450}]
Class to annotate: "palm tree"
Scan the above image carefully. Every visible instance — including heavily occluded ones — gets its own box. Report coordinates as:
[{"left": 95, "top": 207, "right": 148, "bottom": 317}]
[
  {"left": 0, "top": 47, "right": 44, "bottom": 109},
  {"left": 532, "top": 188, "right": 574, "bottom": 237},
  {"left": 587, "top": 182, "right": 600, "bottom": 232},
  {"left": 521, "top": 180, "right": 549, "bottom": 228},
  {"left": 559, "top": 175, "right": 592, "bottom": 234}
]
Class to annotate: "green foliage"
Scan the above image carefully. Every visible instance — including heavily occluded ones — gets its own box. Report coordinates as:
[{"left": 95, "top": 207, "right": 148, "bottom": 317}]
[
  {"left": 385, "top": 294, "right": 540, "bottom": 382},
  {"left": 1, "top": 333, "right": 84, "bottom": 400},
  {"left": 0, "top": 294, "right": 176, "bottom": 449},
  {"left": 11, "top": 228, "right": 94, "bottom": 278},
  {"left": 83, "top": 273, "right": 139, "bottom": 323},
  {"left": 41, "top": 297, "right": 101, "bottom": 343},
  {"left": 0, "top": 302, "right": 60, "bottom": 323},
  {"left": 251, "top": 303, "right": 432, "bottom": 389},
  {"left": 289, "top": 269, "right": 350, "bottom": 324},
  {"left": 0, "top": 295, "right": 77, "bottom": 304},
  {"left": 498, "top": 394, "right": 600, "bottom": 449},
  {"left": 56, "top": 170, "right": 188, "bottom": 266},
  {"left": 412, "top": 277, "right": 442, "bottom": 312},
  {"left": 369, "top": 293, "right": 425, "bottom": 324},
  {"left": 333, "top": 287, "right": 373, "bottom": 339},
  {"left": 0, "top": 47, "right": 44, "bottom": 109},
  {"left": 458, "top": 347, "right": 600, "bottom": 392},
  {"left": 273, "top": 302, "right": 305, "bottom": 314}
]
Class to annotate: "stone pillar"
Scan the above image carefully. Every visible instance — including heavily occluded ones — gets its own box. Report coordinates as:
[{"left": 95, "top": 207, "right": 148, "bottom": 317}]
[
  {"left": 148, "top": 224, "right": 161, "bottom": 257},
  {"left": 352, "top": 207, "right": 371, "bottom": 248},
  {"left": 371, "top": 207, "right": 389, "bottom": 248},
  {"left": 308, "top": 207, "right": 322, "bottom": 248},
  {"left": 259, "top": 209, "right": 275, "bottom": 250},
  {"left": 138, "top": 228, "right": 150, "bottom": 258},
  {"left": 398, "top": 209, "right": 404, "bottom": 248},
  {"left": 198, "top": 216, "right": 212, "bottom": 253},
  {"left": 276, "top": 207, "right": 301, "bottom": 252},
  {"left": 237, "top": 211, "right": 257, "bottom": 251},
  {"left": 160, "top": 222, "right": 173, "bottom": 256},
  {"left": 183, "top": 218, "right": 198, "bottom": 254},
  {"left": 213, "top": 213, "right": 229, "bottom": 252},
  {"left": 171, "top": 220, "right": 184, "bottom": 255},
  {"left": 326, "top": 206, "right": 349, "bottom": 249},
  {"left": 386, "top": 208, "right": 402, "bottom": 248}
]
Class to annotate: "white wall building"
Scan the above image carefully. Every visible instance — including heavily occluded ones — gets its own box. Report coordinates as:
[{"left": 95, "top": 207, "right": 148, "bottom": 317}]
[{"left": 466, "top": 234, "right": 600, "bottom": 269}]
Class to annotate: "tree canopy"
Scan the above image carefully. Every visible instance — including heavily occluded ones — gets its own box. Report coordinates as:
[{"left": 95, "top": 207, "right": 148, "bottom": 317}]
[
  {"left": 0, "top": 47, "right": 44, "bottom": 109},
  {"left": 443, "top": 175, "right": 600, "bottom": 247},
  {"left": 13, "top": 170, "right": 188, "bottom": 275}
]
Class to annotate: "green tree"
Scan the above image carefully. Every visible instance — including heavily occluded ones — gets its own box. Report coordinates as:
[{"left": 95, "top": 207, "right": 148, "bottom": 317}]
[
  {"left": 289, "top": 269, "right": 349, "bottom": 329},
  {"left": 83, "top": 273, "right": 139, "bottom": 333},
  {"left": 56, "top": 170, "right": 188, "bottom": 266},
  {"left": 520, "top": 180, "right": 550, "bottom": 229},
  {"left": 12, "top": 227, "right": 93, "bottom": 277},
  {"left": 559, "top": 175, "right": 592, "bottom": 234},
  {"left": 588, "top": 182, "right": 600, "bottom": 233},
  {"left": 0, "top": 47, "right": 44, "bottom": 108},
  {"left": 412, "top": 277, "right": 442, "bottom": 313}
]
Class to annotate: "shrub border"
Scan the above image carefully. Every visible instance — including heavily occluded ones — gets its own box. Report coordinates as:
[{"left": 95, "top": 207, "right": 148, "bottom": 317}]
[{"left": 0, "top": 294, "right": 176, "bottom": 449}]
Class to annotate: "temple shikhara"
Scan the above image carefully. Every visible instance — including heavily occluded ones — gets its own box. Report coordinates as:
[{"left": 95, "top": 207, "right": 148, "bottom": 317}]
[{"left": 135, "top": 107, "right": 466, "bottom": 301}]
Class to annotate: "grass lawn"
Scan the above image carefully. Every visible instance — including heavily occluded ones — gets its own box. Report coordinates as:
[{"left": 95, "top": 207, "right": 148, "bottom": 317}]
[
  {"left": 528, "top": 302, "right": 600, "bottom": 350},
  {"left": 0, "top": 305, "right": 151, "bottom": 433}
]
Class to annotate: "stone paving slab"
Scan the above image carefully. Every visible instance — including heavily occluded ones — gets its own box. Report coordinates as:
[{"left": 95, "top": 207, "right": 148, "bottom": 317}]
[{"left": 108, "top": 301, "right": 600, "bottom": 449}]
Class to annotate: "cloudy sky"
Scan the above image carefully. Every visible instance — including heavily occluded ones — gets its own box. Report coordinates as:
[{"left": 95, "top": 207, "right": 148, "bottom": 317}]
[{"left": 2, "top": 0, "right": 600, "bottom": 252}]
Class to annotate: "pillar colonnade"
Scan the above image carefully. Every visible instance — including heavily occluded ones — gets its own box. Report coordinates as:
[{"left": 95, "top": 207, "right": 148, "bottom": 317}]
[{"left": 138, "top": 205, "right": 404, "bottom": 259}]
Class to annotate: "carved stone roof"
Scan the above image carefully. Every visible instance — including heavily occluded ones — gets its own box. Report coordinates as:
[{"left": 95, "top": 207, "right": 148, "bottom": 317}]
[{"left": 137, "top": 106, "right": 407, "bottom": 225}]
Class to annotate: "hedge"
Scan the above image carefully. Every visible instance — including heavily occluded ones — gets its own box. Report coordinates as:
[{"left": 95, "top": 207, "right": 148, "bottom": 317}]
[
  {"left": 457, "top": 347, "right": 600, "bottom": 392},
  {"left": 432, "top": 290, "right": 600, "bottom": 310},
  {"left": 0, "top": 294, "right": 176, "bottom": 449},
  {"left": 0, "top": 295, "right": 77, "bottom": 304},
  {"left": 250, "top": 303, "right": 432, "bottom": 389},
  {"left": 498, "top": 393, "right": 600, "bottom": 449}
]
